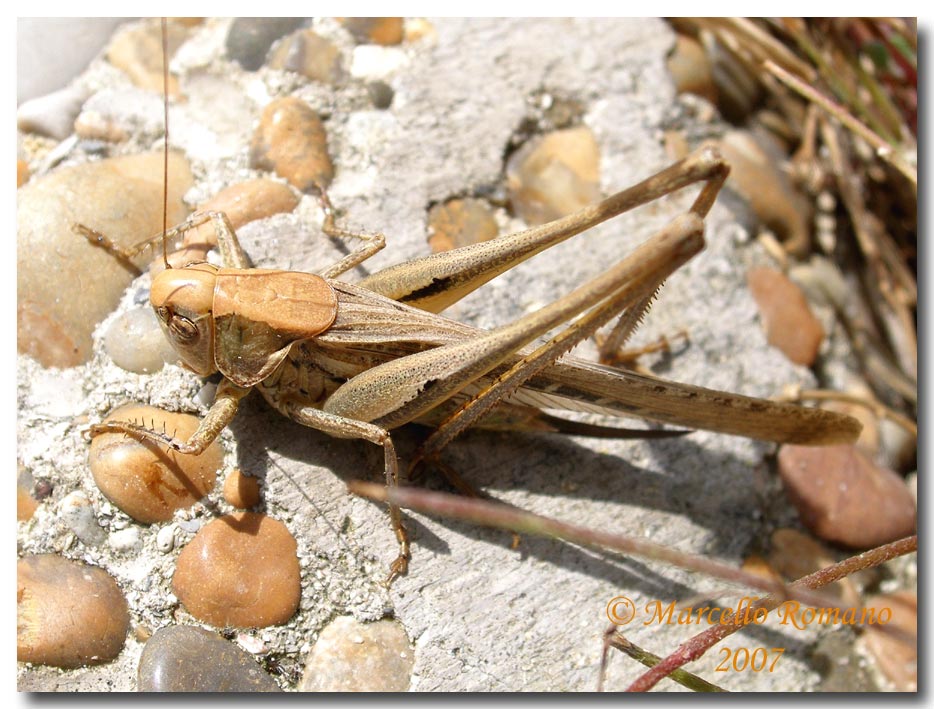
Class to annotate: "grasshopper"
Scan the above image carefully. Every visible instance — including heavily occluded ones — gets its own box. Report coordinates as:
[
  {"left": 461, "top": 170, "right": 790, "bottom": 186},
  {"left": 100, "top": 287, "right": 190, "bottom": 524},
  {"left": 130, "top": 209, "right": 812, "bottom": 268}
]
[{"left": 87, "top": 142, "right": 861, "bottom": 582}]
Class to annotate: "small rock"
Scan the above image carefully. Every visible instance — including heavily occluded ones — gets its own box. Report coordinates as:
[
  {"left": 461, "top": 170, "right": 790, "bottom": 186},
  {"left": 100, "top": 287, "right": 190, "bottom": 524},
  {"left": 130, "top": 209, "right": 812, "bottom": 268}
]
[
  {"left": 268, "top": 30, "right": 346, "bottom": 85},
  {"left": 859, "top": 591, "right": 917, "bottom": 691},
  {"left": 878, "top": 418, "right": 917, "bottom": 473},
  {"left": 17, "top": 554, "right": 129, "bottom": 668},
  {"left": 59, "top": 490, "right": 107, "bottom": 547},
  {"left": 104, "top": 306, "right": 180, "bottom": 373},
  {"left": 340, "top": 18, "right": 405, "bottom": 46},
  {"left": 666, "top": 35, "right": 717, "bottom": 104},
  {"left": 777, "top": 444, "right": 916, "bottom": 548},
  {"left": 427, "top": 198, "right": 499, "bottom": 252},
  {"left": 506, "top": 126, "right": 601, "bottom": 226},
  {"left": 223, "top": 468, "right": 261, "bottom": 509},
  {"left": 367, "top": 81, "right": 394, "bottom": 109},
  {"left": 16, "top": 84, "right": 89, "bottom": 140},
  {"left": 821, "top": 398, "right": 880, "bottom": 459},
  {"left": 156, "top": 524, "right": 177, "bottom": 553},
  {"left": 226, "top": 18, "right": 305, "bottom": 71},
  {"left": 106, "top": 19, "right": 190, "bottom": 95},
  {"left": 716, "top": 130, "right": 811, "bottom": 256},
  {"left": 250, "top": 97, "right": 333, "bottom": 192},
  {"left": 17, "top": 151, "right": 192, "bottom": 367},
  {"left": 173, "top": 512, "right": 301, "bottom": 628},
  {"left": 109, "top": 527, "right": 142, "bottom": 554},
  {"left": 768, "top": 528, "right": 860, "bottom": 606},
  {"left": 17, "top": 465, "right": 39, "bottom": 522},
  {"left": 180, "top": 178, "right": 300, "bottom": 256},
  {"left": 74, "top": 110, "right": 130, "bottom": 143},
  {"left": 300, "top": 617, "right": 415, "bottom": 691},
  {"left": 138, "top": 625, "right": 282, "bottom": 692},
  {"left": 89, "top": 404, "right": 222, "bottom": 524},
  {"left": 746, "top": 266, "right": 824, "bottom": 366},
  {"left": 17, "top": 159, "right": 29, "bottom": 187}
]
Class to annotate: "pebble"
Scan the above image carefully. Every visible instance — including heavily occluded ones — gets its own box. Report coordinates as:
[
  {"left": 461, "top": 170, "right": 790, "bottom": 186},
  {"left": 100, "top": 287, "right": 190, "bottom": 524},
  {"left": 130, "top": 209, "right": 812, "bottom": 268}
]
[
  {"left": 17, "top": 554, "right": 129, "bottom": 668},
  {"left": 367, "top": 81, "right": 394, "bottom": 109},
  {"left": 300, "top": 617, "right": 415, "bottom": 691},
  {"left": 268, "top": 30, "right": 346, "bottom": 85},
  {"left": 88, "top": 404, "right": 222, "bottom": 524},
  {"left": 137, "top": 625, "right": 282, "bottom": 692},
  {"left": 16, "top": 84, "right": 89, "bottom": 140},
  {"left": 104, "top": 306, "right": 180, "bottom": 373},
  {"left": 17, "top": 152, "right": 192, "bottom": 367},
  {"left": 666, "top": 35, "right": 717, "bottom": 104},
  {"left": 859, "top": 591, "right": 917, "bottom": 691},
  {"left": 250, "top": 97, "right": 334, "bottom": 192},
  {"left": 226, "top": 18, "right": 305, "bottom": 71},
  {"left": 777, "top": 444, "right": 916, "bottom": 549},
  {"left": 746, "top": 266, "right": 824, "bottom": 366},
  {"left": 17, "top": 466, "right": 39, "bottom": 522},
  {"left": 768, "top": 528, "right": 860, "bottom": 606},
  {"left": 59, "top": 490, "right": 107, "bottom": 547},
  {"left": 340, "top": 18, "right": 405, "bottom": 46},
  {"left": 716, "top": 130, "right": 811, "bottom": 256},
  {"left": 156, "top": 525, "right": 177, "bottom": 553},
  {"left": 223, "top": 468, "right": 261, "bottom": 509},
  {"left": 17, "top": 159, "right": 29, "bottom": 187},
  {"left": 506, "top": 126, "right": 601, "bottom": 226},
  {"left": 427, "top": 198, "right": 499, "bottom": 252},
  {"left": 106, "top": 19, "right": 190, "bottom": 95},
  {"left": 180, "top": 178, "right": 300, "bottom": 256},
  {"left": 109, "top": 527, "right": 141, "bottom": 554},
  {"left": 172, "top": 512, "right": 301, "bottom": 628}
]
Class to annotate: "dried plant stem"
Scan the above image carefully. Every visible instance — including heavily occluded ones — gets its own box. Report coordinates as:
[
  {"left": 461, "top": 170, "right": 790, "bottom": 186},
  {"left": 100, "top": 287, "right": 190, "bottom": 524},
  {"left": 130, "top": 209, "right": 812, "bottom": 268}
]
[{"left": 624, "top": 535, "right": 917, "bottom": 692}]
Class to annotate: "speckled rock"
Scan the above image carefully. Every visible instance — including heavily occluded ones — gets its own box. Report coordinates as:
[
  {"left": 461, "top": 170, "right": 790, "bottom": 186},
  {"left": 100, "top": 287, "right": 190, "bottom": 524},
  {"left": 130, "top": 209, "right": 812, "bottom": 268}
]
[
  {"left": 59, "top": 490, "right": 107, "bottom": 547},
  {"left": 859, "top": 591, "right": 917, "bottom": 691},
  {"left": 226, "top": 18, "right": 305, "bottom": 71},
  {"left": 88, "top": 404, "right": 222, "bottom": 524},
  {"left": 747, "top": 266, "right": 824, "bottom": 366},
  {"left": 427, "top": 198, "right": 498, "bottom": 252},
  {"left": 17, "top": 152, "right": 192, "bottom": 367},
  {"left": 777, "top": 444, "right": 916, "bottom": 548},
  {"left": 17, "top": 554, "right": 129, "bottom": 668},
  {"left": 223, "top": 468, "right": 261, "bottom": 509},
  {"left": 340, "top": 18, "right": 404, "bottom": 46},
  {"left": 173, "top": 512, "right": 301, "bottom": 628},
  {"left": 104, "top": 306, "right": 179, "bottom": 373},
  {"left": 250, "top": 97, "right": 333, "bottom": 192},
  {"left": 506, "top": 126, "right": 601, "bottom": 225},
  {"left": 300, "top": 616, "right": 415, "bottom": 692},
  {"left": 138, "top": 625, "right": 282, "bottom": 692},
  {"left": 268, "top": 29, "right": 345, "bottom": 84}
]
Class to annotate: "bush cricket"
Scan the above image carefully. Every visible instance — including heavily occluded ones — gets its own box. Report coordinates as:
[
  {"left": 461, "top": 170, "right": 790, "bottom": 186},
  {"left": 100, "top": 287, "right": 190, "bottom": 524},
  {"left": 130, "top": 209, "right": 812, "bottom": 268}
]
[{"left": 82, "top": 19, "right": 861, "bottom": 586}]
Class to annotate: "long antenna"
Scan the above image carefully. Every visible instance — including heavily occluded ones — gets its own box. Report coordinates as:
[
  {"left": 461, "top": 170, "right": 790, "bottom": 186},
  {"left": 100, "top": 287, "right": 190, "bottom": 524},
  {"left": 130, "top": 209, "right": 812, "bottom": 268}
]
[{"left": 161, "top": 17, "right": 171, "bottom": 269}]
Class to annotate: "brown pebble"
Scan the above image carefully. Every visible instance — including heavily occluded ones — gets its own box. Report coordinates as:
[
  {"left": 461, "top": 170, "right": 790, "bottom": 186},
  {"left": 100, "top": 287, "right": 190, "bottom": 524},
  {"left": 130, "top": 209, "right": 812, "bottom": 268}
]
[
  {"left": 506, "top": 126, "right": 601, "bottom": 226},
  {"left": 18, "top": 554, "right": 129, "bottom": 668},
  {"left": 859, "top": 591, "right": 917, "bottom": 691},
  {"left": 268, "top": 30, "right": 345, "bottom": 84},
  {"left": 340, "top": 18, "right": 405, "bottom": 45},
  {"left": 179, "top": 179, "right": 300, "bottom": 257},
  {"left": 300, "top": 617, "right": 415, "bottom": 691},
  {"left": 821, "top": 399, "right": 880, "bottom": 459},
  {"left": 17, "top": 159, "right": 29, "bottom": 187},
  {"left": 173, "top": 512, "right": 301, "bottom": 628},
  {"left": 17, "top": 464, "right": 39, "bottom": 522},
  {"left": 74, "top": 110, "right": 130, "bottom": 143},
  {"left": 746, "top": 266, "right": 824, "bottom": 366},
  {"left": 17, "top": 152, "right": 192, "bottom": 367},
  {"left": 716, "top": 130, "right": 811, "bottom": 256},
  {"left": 223, "top": 468, "right": 261, "bottom": 509},
  {"left": 106, "top": 19, "right": 189, "bottom": 95},
  {"left": 427, "top": 198, "right": 498, "bottom": 252},
  {"left": 667, "top": 35, "right": 717, "bottom": 103},
  {"left": 777, "top": 444, "right": 916, "bottom": 549},
  {"left": 250, "top": 97, "right": 333, "bottom": 192},
  {"left": 89, "top": 404, "right": 222, "bottom": 524},
  {"left": 768, "top": 528, "right": 860, "bottom": 606}
]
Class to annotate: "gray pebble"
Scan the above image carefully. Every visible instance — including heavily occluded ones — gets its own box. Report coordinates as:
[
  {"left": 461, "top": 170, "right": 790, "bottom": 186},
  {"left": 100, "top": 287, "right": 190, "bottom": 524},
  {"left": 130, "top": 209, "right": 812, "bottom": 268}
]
[
  {"left": 155, "top": 525, "right": 176, "bottom": 553},
  {"left": 59, "top": 490, "right": 106, "bottom": 547},
  {"left": 17, "top": 84, "right": 89, "bottom": 140},
  {"left": 138, "top": 625, "right": 282, "bottom": 692},
  {"left": 109, "top": 527, "right": 141, "bottom": 554},
  {"left": 226, "top": 18, "right": 306, "bottom": 71}
]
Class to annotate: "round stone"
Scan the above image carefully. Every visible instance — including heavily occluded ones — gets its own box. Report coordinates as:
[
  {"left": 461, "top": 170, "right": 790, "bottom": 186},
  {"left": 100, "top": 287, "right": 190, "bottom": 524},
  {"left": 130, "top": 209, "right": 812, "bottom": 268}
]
[
  {"left": 223, "top": 468, "right": 261, "bottom": 509},
  {"left": 137, "top": 625, "right": 282, "bottom": 692},
  {"left": 250, "top": 97, "right": 334, "bottom": 192},
  {"left": 225, "top": 18, "right": 305, "bottom": 71},
  {"left": 18, "top": 554, "right": 129, "bottom": 668},
  {"left": 89, "top": 404, "right": 222, "bottom": 524},
  {"left": 746, "top": 266, "right": 825, "bottom": 367},
  {"left": 777, "top": 444, "right": 916, "bottom": 548},
  {"left": 173, "top": 512, "right": 301, "bottom": 628},
  {"left": 339, "top": 18, "right": 404, "bottom": 46},
  {"left": 103, "top": 307, "right": 179, "bottom": 374},
  {"left": 300, "top": 617, "right": 415, "bottom": 692},
  {"left": 267, "top": 30, "right": 346, "bottom": 85}
]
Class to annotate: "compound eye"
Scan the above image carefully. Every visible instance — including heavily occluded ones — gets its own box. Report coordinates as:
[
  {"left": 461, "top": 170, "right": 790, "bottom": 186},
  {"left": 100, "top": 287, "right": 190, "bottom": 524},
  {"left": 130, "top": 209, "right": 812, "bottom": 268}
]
[{"left": 169, "top": 315, "right": 199, "bottom": 343}]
